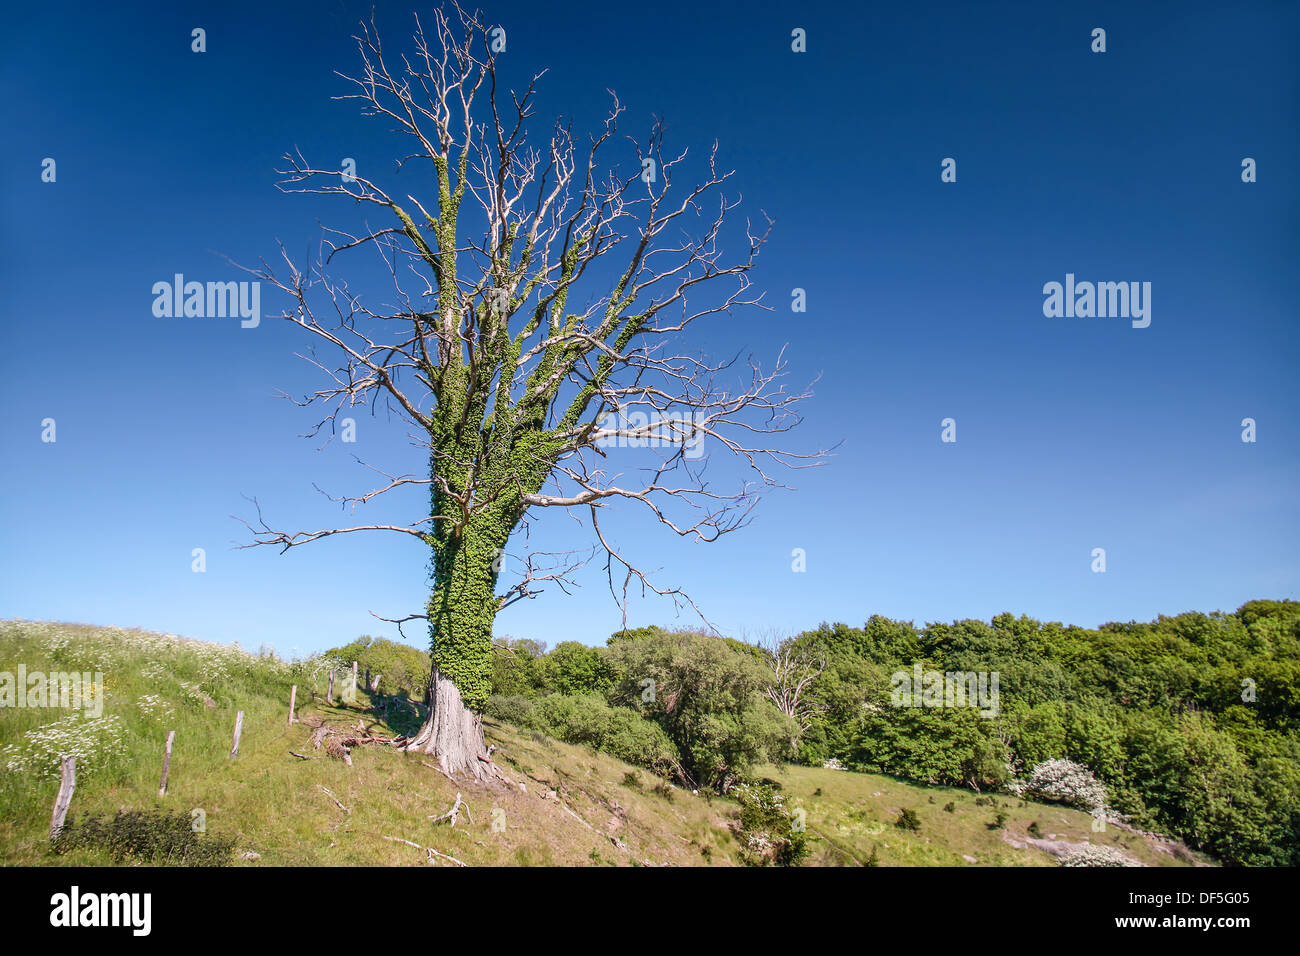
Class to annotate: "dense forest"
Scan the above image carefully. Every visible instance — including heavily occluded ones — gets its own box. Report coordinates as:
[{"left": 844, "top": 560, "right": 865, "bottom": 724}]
[{"left": 330, "top": 599, "right": 1300, "bottom": 866}]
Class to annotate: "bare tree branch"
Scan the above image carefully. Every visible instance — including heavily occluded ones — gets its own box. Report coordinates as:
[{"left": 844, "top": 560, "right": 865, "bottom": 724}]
[{"left": 234, "top": 2, "right": 830, "bottom": 629}]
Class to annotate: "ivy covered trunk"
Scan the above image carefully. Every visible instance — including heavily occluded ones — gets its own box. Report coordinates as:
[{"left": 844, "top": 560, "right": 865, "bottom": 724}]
[
  {"left": 402, "top": 505, "right": 512, "bottom": 782},
  {"left": 397, "top": 268, "right": 560, "bottom": 780}
]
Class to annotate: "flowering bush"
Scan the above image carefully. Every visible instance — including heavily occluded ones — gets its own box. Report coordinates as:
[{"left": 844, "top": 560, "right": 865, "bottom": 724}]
[
  {"left": 731, "top": 782, "right": 808, "bottom": 866},
  {"left": 1016, "top": 758, "right": 1107, "bottom": 812},
  {"left": 2, "top": 713, "right": 128, "bottom": 779},
  {"left": 1059, "top": 844, "right": 1140, "bottom": 867},
  {"left": 136, "top": 695, "right": 175, "bottom": 721}
]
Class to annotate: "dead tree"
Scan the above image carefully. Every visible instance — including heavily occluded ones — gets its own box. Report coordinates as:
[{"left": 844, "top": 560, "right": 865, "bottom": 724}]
[
  {"left": 236, "top": 3, "right": 826, "bottom": 781},
  {"left": 761, "top": 635, "right": 827, "bottom": 739}
]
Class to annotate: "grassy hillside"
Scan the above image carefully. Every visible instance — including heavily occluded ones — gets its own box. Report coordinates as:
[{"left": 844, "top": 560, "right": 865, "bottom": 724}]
[{"left": 0, "top": 620, "right": 1208, "bottom": 866}]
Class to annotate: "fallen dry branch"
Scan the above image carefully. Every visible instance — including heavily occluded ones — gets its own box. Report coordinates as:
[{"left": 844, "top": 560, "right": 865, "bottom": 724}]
[
  {"left": 335, "top": 734, "right": 402, "bottom": 747},
  {"left": 325, "top": 738, "right": 353, "bottom": 766},
  {"left": 382, "top": 835, "right": 467, "bottom": 867},
  {"left": 557, "top": 800, "right": 600, "bottom": 834},
  {"left": 307, "top": 720, "right": 405, "bottom": 766},
  {"left": 319, "top": 785, "right": 350, "bottom": 815},
  {"left": 431, "top": 792, "right": 471, "bottom": 827}
]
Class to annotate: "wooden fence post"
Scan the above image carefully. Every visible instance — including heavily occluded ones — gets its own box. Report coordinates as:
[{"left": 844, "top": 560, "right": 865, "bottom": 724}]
[
  {"left": 370, "top": 673, "right": 381, "bottom": 693},
  {"left": 327, "top": 669, "right": 335, "bottom": 705},
  {"left": 288, "top": 685, "right": 298, "bottom": 725},
  {"left": 158, "top": 730, "right": 175, "bottom": 797},
  {"left": 50, "top": 756, "right": 75, "bottom": 840},
  {"left": 230, "top": 710, "right": 244, "bottom": 759},
  {"left": 351, "top": 661, "right": 359, "bottom": 702}
]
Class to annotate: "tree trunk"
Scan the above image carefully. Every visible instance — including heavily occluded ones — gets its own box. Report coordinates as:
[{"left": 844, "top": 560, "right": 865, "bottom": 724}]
[
  {"left": 403, "top": 668, "right": 496, "bottom": 782},
  {"left": 406, "top": 470, "right": 517, "bottom": 781}
]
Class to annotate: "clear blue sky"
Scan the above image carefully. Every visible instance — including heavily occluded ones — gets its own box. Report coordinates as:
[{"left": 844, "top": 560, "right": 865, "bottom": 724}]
[{"left": 2, "top": 0, "right": 1297, "bottom": 657}]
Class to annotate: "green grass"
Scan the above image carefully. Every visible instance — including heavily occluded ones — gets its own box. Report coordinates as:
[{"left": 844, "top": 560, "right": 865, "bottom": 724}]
[
  {"left": 754, "top": 763, "right": 1209, "bottom": 867},
  {"left": 0, "top": 620, "right": 1211, "bottom": 867}
]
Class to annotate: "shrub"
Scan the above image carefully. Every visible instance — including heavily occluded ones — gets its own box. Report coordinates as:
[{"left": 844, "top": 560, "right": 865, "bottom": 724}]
[
  {"left": 51, "top": 809, "right": 235, "bottom": 865},
  {"left": 652, "top": 779, "right": 675, "bottom": 802},
  {"left": 1059, "top": 844, "right": 1140, "bottom": 867},
  {"left": 731, "top": 783, "right": 807, "bottom": 867},
  {"left": 490, "top": 637, "right": 547, "bottom": 697},
  {"left": 895, "top": 808, "right": 921, "bottom": 831},
  {"left": 485, "top": 694, "right": 534, "bottom": 726},
  {"left": 322, "top": 635, "right": 431, "bottom": 701},
  {"left": 540, "top": 642, "right": 614, "bottom": 696},
  {"left": 608, "top": 629, "right": 797, "bottom": 789},
  {"left": 1018, "top": 758, "right": 1107, "bottom": 812},
  {"left": 850, "top": 705, "right": 1011, "bottom": 791},
  {"left": 523, "top": 694, "right": 680, "bottom": 776}
]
